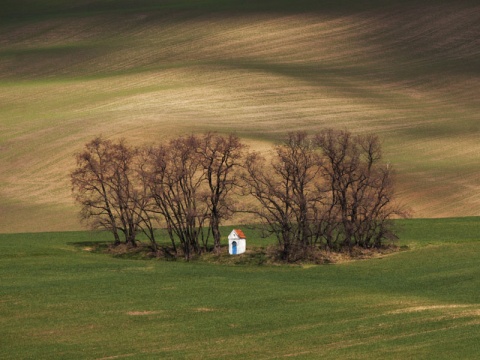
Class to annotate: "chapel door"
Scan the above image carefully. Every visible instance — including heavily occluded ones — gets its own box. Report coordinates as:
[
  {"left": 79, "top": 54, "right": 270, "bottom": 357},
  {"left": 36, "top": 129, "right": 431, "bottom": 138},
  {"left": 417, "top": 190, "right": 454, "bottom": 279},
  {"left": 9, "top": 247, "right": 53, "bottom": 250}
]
[{"left": 232, "top": 241, "right": 237, "bottom": 255}]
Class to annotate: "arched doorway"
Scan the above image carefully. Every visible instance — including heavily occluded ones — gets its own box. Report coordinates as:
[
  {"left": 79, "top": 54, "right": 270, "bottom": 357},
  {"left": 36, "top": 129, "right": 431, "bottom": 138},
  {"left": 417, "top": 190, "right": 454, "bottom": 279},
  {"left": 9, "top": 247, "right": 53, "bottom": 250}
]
[{"left": 232, "top": 241, "right": 237, "bottom": 255}]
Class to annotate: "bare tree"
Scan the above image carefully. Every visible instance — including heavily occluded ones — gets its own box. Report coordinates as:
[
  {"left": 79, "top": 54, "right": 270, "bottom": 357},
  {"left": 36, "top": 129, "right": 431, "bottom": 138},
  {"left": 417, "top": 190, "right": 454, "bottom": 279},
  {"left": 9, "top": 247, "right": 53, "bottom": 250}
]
[
  {"left": 71, "top": 137, "right": 122, "bottom": 244},
  {"left": 147, "top": 135, "right": 209, "bottom": 260},
  {"left": 315, "top": 129, "right": 405, "bottom": 249},
  {"left": 242, "top": 132, "right": 323, "bottom": 261},
  {"left": 71, "top": 137, "right": 148, "bottom": 247},
  {"left": 134, "top": 147, "right": 160, "bottom": 251},
  {"left": 197, "top": 133, "right": 246, "bottom": 252},
  {"left": 108, "top": 139, "right": 143, "bottom": 247}
]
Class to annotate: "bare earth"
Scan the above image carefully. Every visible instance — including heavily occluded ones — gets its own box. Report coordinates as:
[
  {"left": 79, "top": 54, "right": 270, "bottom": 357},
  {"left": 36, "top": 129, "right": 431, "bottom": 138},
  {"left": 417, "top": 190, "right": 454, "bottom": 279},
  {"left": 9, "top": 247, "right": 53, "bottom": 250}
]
[{"left": 0, "top": 3, "right": 479, "bottom": 232}]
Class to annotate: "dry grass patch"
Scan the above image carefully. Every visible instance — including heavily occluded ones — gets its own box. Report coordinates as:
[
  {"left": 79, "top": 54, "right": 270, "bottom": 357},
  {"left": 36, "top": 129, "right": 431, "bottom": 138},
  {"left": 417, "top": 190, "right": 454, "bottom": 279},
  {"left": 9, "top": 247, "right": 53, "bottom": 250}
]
[
  {"left": 96, "top": 354, "right": 137, "bottom": 360},
  {"left": 126, "top": 311, "right": 160, "bottom": 316},
  {"left": 193, "top": 307, "right": 216, "bottom": 312},
  {"left": 388, "top": 304, "right": 480, "bottom": 316}
]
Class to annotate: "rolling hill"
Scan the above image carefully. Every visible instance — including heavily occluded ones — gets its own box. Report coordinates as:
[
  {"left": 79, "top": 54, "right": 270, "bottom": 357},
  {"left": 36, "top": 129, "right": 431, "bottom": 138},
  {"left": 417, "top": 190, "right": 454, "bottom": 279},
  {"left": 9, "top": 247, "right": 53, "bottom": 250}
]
[{"left": 1, "top": 0, "right": 479, "bottom": 232}]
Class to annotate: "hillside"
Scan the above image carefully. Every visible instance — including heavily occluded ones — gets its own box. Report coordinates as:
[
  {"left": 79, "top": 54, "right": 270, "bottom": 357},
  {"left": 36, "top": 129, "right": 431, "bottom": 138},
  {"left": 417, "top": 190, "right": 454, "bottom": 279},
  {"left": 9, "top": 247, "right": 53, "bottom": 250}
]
[{"left": 0, "top": 1, "right": 479, "bottom": 232}]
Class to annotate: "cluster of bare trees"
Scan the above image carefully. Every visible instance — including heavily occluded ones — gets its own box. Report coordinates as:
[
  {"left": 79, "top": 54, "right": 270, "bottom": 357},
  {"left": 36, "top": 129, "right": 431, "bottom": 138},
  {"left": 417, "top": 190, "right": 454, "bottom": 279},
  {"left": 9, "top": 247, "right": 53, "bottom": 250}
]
[
  {"left": 243, "top": 130, "right": 406, "bottom": 261},
  {"left": 71, "top": 130, "right": 405, "bottom": 262},
  {"left": 71, "top": 133, "right": 244, "bottom": 259}
]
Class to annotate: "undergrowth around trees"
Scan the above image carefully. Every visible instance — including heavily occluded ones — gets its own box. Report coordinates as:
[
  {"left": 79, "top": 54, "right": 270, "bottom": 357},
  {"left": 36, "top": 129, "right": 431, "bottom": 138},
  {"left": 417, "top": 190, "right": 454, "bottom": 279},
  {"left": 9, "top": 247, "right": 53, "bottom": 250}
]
[
  {"left": 71, "top": 130, "right": 407, "bottom": 262},
  {"left": 75, "top": 232, "right": 402, "bottom": 266}
]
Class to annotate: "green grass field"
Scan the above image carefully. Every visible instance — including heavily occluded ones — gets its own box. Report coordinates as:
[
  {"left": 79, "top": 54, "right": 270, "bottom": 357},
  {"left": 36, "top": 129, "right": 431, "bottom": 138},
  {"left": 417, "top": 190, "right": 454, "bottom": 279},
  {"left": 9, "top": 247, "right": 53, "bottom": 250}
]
[
  {"left": 1, "top": 218, "right": 479, "bottom": 359},
  {"left": 1, "top": 0, "right": 479, "bottom": 232}
]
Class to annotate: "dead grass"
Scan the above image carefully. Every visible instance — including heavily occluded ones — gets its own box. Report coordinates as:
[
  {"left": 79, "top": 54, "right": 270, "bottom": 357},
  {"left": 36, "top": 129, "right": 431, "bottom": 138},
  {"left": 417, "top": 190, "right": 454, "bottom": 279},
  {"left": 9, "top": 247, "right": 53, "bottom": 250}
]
[
  {"left": 126, "top": 311, "right": 160, "bottom": 316},
  {"left": 95, "top": 240, "right": 401, "bottom": 266},
  {"left": 193, "top": 307, "right": 216, "bottom": 312},
  {"left": 388, "top": 304, "right": 476, "bottom": 314},
  {"left": 96, "top": 354, "right": 136, "bottom": 360}
]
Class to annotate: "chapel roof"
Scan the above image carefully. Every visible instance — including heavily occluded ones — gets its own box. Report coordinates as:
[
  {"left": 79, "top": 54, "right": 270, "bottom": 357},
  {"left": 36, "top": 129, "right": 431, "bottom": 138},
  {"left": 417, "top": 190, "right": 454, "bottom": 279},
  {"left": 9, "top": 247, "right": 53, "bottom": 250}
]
[{"left": 234, "top": 229, "right": 246, "bottom": 239}]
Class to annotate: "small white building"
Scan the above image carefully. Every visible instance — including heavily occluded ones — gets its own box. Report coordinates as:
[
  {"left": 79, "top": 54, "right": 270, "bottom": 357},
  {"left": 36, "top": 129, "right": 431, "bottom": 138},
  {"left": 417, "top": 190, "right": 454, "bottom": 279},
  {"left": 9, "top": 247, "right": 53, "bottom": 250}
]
[{"left": 228, "top": 229, "right": 246, "bottom": 255}]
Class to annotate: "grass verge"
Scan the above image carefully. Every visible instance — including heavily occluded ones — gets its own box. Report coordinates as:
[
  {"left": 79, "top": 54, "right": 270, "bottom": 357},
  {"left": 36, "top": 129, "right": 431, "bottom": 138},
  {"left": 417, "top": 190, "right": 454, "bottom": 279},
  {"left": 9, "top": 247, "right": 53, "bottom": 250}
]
[{"left": 1, "top": 218, "right": 479, "bottom": 359}]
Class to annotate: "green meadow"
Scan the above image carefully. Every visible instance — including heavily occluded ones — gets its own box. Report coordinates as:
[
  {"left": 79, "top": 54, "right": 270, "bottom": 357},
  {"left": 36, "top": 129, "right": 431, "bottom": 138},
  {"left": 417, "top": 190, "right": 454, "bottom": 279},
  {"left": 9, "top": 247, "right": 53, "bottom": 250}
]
[
  {"left": 1, "top": 0, "right": 479, "bottom": 232},
  {"left": 1, "top": 218, "right": 479, "bottom": 359}
]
